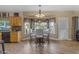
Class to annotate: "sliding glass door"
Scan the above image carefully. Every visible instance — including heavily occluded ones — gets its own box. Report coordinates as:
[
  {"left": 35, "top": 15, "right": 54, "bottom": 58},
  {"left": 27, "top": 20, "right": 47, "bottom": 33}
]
[{"left": 58, "top": 16, "right": 69, "bottom": 40}]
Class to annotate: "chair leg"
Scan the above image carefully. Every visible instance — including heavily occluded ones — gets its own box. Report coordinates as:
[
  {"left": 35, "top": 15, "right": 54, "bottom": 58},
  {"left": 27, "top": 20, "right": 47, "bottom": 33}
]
[{"left": 2, "top": 41, "right": 5, "bottom": 54}]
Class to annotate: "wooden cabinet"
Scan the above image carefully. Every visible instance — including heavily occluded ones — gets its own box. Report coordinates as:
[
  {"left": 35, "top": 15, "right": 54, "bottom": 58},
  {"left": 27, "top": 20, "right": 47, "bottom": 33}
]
[
  {"left": 8, "top": 16, "right": 13, "bottom": 26},
  {"left": 0, "top": 32, "right": 21, "bottom": 43},
  {"left": 10, "top": 32, "right": 17, "bottom": 42},
  {"left": 10, "top": 32, "right": 21, "bottom": 42},
  {"left": 0, "top": 32, "right": 2, "bottom": 40},
  {"left": 15, "top": 17, "right": 21, "bottom": 26},
  {"left": 2, "top": 32, "right": 10, "bottom": 43},
  {"left": 8, "top": 16, "right": 21, "bottom": 26},
  {"left": 0, "top": 32, "right": 10, "bottom": 43}
]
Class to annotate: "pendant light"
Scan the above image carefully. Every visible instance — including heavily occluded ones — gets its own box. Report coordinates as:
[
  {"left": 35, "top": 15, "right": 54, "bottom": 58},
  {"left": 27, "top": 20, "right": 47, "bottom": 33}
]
[{"left": 35, "top": 5, "right": 45, "bottom": 18}]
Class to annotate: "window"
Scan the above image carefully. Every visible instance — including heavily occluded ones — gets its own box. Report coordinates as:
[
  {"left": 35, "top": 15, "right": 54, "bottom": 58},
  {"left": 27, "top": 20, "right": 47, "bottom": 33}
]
[
  {"left": 49, "top": 21, "right": 55, "bottom": 34},
  {"left": 0, "top": 19, "right": 10, "bottom": 31},
  {"left": 24, "top": 21, "right": 30, "bottom": 35}
]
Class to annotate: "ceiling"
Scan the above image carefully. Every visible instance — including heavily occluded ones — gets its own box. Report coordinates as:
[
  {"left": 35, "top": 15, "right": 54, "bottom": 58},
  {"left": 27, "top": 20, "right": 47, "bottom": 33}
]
[{"left": 0, "top": 5, "right": 79, "bottom": 12}]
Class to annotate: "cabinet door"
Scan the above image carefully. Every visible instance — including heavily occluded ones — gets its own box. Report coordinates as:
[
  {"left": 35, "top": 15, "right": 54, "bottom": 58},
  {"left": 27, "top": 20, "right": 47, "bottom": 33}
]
[
  {"left": 14, "top": 18, "right": 16, "bottom": 26},
  {"left": 10, "top": 32, "right": 17, "bottom": 42},
  {"left": 15, "top": 17, "right": 18, "bottom": 26},
  {"left": 8, "top": 16, "right": 13, "bottom": 26},
  {"left": 9, "top": 16, "right": 21, "bottom": 26},
  {"left": 0, "top": 32, "right": 2, "bottom": 40},
  {"left": 15, "top": 17, "right": 21, "bottom": 26},
  {"left": 2, "top": 32, "right": 10, "bottom": 43},
  {"left": 12, "top": 17, "right": 15, "bottom": 26}
]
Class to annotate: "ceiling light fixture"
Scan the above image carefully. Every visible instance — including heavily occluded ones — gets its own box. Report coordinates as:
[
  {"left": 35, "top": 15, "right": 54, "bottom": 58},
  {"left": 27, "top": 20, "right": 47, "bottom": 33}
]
[{"left": 35, "top": 5, "right": 45, "bottom": 18}]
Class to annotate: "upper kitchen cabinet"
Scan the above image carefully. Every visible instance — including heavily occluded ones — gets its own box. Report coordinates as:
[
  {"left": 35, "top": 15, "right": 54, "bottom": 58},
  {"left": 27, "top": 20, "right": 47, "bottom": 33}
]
[
  {"left": 8, "top": 16, "right": 21, "bottom": 26},
  {"left": 8, "top": 12, "right": 22, "bottom": 26}
]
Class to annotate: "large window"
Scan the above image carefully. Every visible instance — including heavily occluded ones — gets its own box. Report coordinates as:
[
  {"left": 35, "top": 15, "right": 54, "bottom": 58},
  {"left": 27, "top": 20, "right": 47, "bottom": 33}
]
[
  {"left": 48, "top": 18, "right": 57, "bottom": 39},
  {"left": 24, "top": 21, "right": 30, "bottom": 35},
  {"left": 49, "top": 21, "right": 56, "bottom": 34},
  {"left": 35, "top": 21, "right": 48, "bottom": 29}
]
